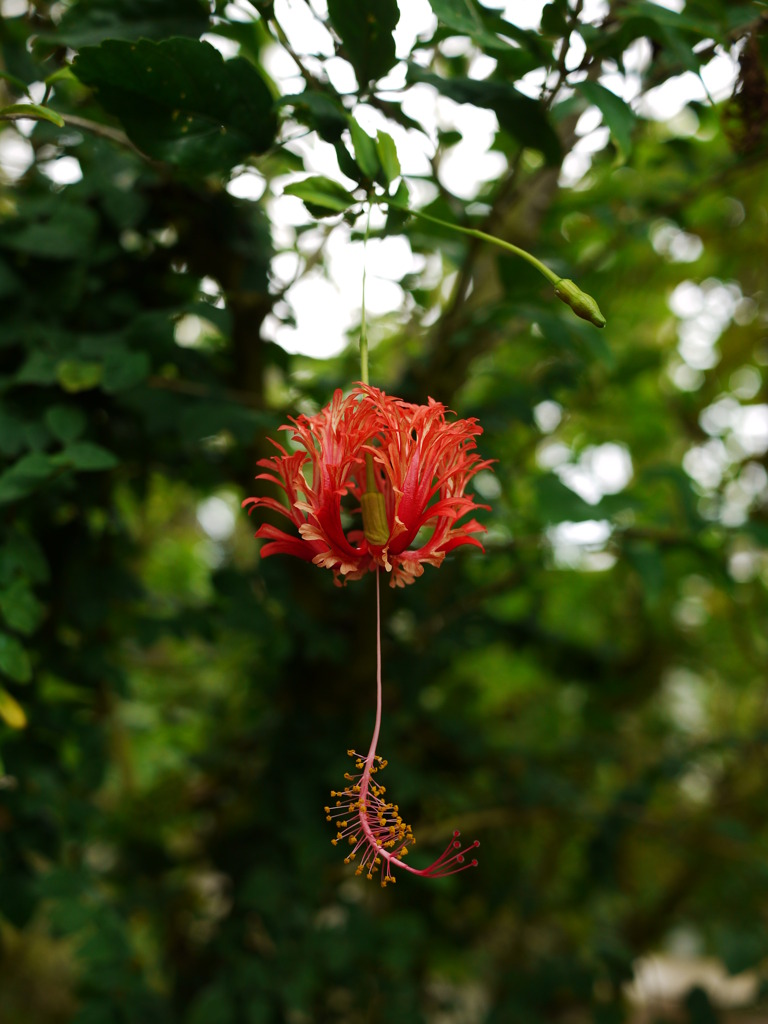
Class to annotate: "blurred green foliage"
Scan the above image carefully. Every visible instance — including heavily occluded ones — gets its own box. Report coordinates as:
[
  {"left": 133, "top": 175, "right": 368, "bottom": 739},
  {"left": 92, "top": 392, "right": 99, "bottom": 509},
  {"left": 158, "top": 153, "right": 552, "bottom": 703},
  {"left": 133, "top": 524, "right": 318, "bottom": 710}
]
[{"left": 1, "top": 1, "right": 768, "bottom": 1022}]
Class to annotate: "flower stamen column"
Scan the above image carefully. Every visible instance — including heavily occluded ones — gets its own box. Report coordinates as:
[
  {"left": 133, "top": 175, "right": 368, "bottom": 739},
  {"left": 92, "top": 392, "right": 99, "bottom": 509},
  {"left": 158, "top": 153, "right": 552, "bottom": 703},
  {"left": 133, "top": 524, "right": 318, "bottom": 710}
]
[{"left": 325, "top": 570, "right": 480, "bottom": 886}]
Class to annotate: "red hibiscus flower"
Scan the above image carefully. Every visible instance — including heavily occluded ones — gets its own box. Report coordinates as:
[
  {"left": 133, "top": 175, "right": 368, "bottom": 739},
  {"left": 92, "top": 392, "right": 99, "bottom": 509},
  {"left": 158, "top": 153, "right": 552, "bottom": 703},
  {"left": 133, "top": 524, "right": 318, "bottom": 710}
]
[{"left": 243, "top": 384, "right": 492, "bottom": 586}]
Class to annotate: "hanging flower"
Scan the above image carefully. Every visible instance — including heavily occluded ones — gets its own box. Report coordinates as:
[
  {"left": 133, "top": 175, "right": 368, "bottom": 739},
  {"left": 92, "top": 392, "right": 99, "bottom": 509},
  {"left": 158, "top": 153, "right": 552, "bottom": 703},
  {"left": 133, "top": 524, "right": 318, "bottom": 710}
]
[{"left": 242, "top": 384, "right": 492, "bottom": 587}]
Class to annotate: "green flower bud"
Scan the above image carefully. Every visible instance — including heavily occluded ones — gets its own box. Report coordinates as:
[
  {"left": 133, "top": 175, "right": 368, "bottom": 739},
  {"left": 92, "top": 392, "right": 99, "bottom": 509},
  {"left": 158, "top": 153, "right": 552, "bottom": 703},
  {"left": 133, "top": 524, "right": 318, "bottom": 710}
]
[{"left": 554, "top": 279, "right": 606, "bottom": 329}]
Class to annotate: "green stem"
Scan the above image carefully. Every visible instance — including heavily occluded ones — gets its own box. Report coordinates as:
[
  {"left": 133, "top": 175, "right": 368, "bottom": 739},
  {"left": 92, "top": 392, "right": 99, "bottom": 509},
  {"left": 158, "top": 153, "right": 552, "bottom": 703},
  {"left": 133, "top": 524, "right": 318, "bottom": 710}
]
[
  {"left": 359, "top": 203, "right": 373, "bottom": 384},
  {"left": 382, "top": 197, "right": 559, "bottom": 284},
  {"left": 376, "top": 196, "right": 606, "bottom": 328}
]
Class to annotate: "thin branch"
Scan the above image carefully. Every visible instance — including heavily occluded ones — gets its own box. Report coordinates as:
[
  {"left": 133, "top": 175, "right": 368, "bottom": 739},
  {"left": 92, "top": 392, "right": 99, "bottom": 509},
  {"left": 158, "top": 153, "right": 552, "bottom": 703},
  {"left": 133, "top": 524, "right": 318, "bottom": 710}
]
[{"left": 0, "top": 109, "right": 159, "bottom": 165}]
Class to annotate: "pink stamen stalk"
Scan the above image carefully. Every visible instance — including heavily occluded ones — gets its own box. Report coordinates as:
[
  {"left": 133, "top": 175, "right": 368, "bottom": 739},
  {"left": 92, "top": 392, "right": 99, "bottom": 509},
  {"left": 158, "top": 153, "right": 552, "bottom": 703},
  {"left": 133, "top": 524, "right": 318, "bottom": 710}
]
[{"left": 325, "top": 569, "right": 480, "bottom": 886}]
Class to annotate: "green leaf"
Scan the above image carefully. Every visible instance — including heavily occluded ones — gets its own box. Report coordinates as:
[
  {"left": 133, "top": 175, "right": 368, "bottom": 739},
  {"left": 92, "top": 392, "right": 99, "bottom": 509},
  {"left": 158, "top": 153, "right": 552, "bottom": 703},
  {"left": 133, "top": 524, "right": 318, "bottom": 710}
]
[
  {"left": 45, "top": 405, "right": 87, "bottom": 443},
  {"left": 429, "top": 0, "right": 518, "bottom": 52},
  {"left": 102, "top": 348, "right": 150, "bottom": 393},
  {"left": 0, "top": 70, "right": 31, "bottom": 96},
  {"left": 540, "top": 1, "right": 569, "bottom": 37},
  {"left": 0, "top": 203, "right": 98, "bottom": 260},
  {"left": 406, "top": 65, "right": 561, "bottom": 165},
  {"left": 427, "top": 0, "right": 550, "bottom": 61},
  {"left": 326, "top": 0, "right": 399, "bottom": 87},
  {"left": 0, "top": 406, "right": 26, "bottom": 457},
  {"left": 0, "top": 454, "right": 55, "bottom": 505},
  {"left": 283, "top": 176, "right": 356, "bottom": 217},
  {"left": 385, "top": 179, "right": 410, "bottom": 230},
  {"left": 575, "top": 81, "right": 636, "bottom": 160},
  {"left": 0, "top": 686, "right": 26, "bottom": 729},
  {"left": 15, "top": 351, "right": 58, "bottom": 386},
  {"left": 348, "top": 117, "right": 380, "bottom": 180},
  {"left": 376, "top": 130, "right": 400, "bottom": 185},
  {"left": 57, "top": 360, "right": 104, "bottom": 393},
  {"left": 58, "top": 442, "right": 119, "bottom": 472},
  {"left": 48, "top": 0, "right": 210, "bottom": 47},
  {"left": 71, "top": 38, "right": 278, "bottom": 175},
  {"left": 0, "top": 103, "right": 65, "bottom": 128},
  {"left": 0, "top": 580, "right": 45, "bottom": 636},
  {"left": 0, "top": 632, "right": 32, "bottom": 683},
  {"left": 0, "top": 534, "right": 49, "bottom": 586},
  {"left": 280, "top": 91, "right": 347, "bottom": 143}
]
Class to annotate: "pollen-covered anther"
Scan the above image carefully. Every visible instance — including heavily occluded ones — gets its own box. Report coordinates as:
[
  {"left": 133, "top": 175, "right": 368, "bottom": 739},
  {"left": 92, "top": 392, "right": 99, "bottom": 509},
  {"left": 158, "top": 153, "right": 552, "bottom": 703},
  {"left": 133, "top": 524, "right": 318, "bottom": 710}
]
[{"left": 326, "top": 749, "right": 479, "bottom": 884}]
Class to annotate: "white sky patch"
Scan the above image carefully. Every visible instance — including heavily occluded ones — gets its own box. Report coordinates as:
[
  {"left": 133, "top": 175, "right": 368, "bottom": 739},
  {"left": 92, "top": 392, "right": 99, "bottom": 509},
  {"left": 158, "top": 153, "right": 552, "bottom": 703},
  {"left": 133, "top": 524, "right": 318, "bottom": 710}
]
[
  {"left": 547, "top": 519, "right": 615, "bottom": 571},
  {"left": 200, "top": 276, "right": 225, "bottom": 308},
  {"left": 262, "top": 42, "right": 305, "bottom": 92},
  {"left": 729, "top": 548, "right": 763, "bottom": 583},
  {"left": 0, "top": 129, "right": 34, "bottom": 182},
  {"left": 533, "top": 400, "right": 563, "bottom": 433},
  {"left": 677, "top": 320, "right": 720, "bottom": 371},
  {"left": 661, "top": 667, "right": 708, "bottom": 734},
  {"left": 730, "top": 366, "right": 762, "bottom": 401},
  {"left": 560, "top": 126, "right": 611, "bottom": 187},
  {"left": 175, "top": 314, "right": 208, "bottom": 348},
  {"left": 668, "top": 278, "right": 741, "bottom": 378},
  {"left": 264, "top": 271, "right": 354, "bottom": 357},
  {"left": 536, "top": 440, "right": 571, "bottom": 471},
  {"left": 265, "top": 215, "right": 420, "bottom": 356},
  {"left": 39, "top": 155, "right": 83, "bottom": 186},
  {"left": 733, "top": 405, "right": 768, "bottom": 457},
  {"left": 393, "top": 0, "right": 436, "bottom": 58},
  {"left": 682, "top": 439, "right": 730, "bottom": 491},
  {"left": 223, "top": 2, "right": 254, "bottom": 23},
  {"left": 325, "top": 57, "right": 358, "bottom": 94},
  {"left": 200, "top": 33, "right": 240, "bottom": 59},
  {"left": 651, "top": 221, "right": 704, "bottom": 263},
  {"left": 197, "top": 495, "right": 237, "bottom": 541},
  {"left": 227, "top": 168, "right": 267, "bottom": 201},
  {"left": 473, "top": 469, "right": 501, "bottom": 500},
  {"left": 557, "top": 442, "right": 634, "bottom": 504},
  {"left": 637, "top": 50, "right": 740, "bottom": 120},
  {"left": 273, "top": 0, "right": 335, "bottom": 58},
  {"left": 669, "top": 280, "right": 705, "bottom": 318}
]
